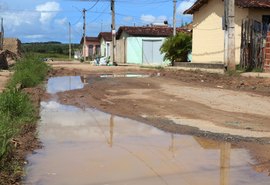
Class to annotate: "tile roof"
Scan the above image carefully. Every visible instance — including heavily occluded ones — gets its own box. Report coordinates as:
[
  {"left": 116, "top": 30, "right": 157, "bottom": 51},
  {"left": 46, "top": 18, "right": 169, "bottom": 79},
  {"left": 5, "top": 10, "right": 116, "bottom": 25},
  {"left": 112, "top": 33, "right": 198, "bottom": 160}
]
[
  {"left": 98, "top": 32, "right": 112, "bottom": 41},
  {"left": 184, "top": 0, "right": 270, "bottom": 14},
  {"left": 80, "top": 36, "right": 99, "bottom": 44},
  {"left": 116, "top": 26, "right": 189, "bottom": 39}
]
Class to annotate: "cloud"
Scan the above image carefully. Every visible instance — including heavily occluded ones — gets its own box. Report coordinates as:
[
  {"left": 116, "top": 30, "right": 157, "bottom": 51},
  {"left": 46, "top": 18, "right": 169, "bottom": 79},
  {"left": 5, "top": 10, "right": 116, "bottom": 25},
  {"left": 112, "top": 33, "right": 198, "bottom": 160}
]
[
  {"left": 55, "top": 17, "right": 68, "bottom": 26},
  {"left": 123, "top": 16, "right": 133, "bottom": 22},
  {"left": 140, "top": 14, "right": 167, "bottom": 24},
  {"left": 177, "top": 0, "right": 196, "bottom": 14},
  {"left": 24, "top": 34, "right": 45, "bottom": 39},
  {"left": 36, "top": 1, "right": 60, "bottom": 24}
]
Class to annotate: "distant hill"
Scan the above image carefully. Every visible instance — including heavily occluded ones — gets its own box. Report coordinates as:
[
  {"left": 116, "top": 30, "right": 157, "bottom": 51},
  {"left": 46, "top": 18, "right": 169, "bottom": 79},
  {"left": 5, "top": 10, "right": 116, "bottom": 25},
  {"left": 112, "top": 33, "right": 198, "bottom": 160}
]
[{"left": 22, "top": 42, "right": 81, "bottom": 55}]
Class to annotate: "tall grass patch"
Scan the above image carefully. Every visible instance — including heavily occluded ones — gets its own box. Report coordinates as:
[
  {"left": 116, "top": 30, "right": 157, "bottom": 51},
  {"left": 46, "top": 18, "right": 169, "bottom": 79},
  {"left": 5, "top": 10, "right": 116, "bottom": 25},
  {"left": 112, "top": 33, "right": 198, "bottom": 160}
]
[
  {"left": 0, "top": 54, "right": 49, "bottom": 180},
  {"left": 9, "top": 54, "right": 49, "bottom": 88}
]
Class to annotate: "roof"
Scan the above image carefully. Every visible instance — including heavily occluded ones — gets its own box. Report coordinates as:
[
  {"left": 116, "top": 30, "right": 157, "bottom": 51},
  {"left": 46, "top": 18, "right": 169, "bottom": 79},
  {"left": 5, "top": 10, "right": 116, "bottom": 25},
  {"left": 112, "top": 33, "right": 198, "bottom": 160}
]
[
  {"left": 80, "top": 36, "right": 99, "bottom": 44},
  {"left": 116, "top": 26, "right": 189, "bottom": 39},
  {"left": 184, "top": 0, "right": 270, "bottom": 14},
  {"left": 98, "top": 32, "right": 112, "bottom": 41}
]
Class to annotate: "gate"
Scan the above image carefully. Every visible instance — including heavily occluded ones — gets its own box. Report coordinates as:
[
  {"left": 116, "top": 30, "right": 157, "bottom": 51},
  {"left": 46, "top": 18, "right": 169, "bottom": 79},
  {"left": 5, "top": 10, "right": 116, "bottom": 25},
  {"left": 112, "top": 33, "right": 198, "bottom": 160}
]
[{"left": 240, "top": 19, "right": 264, "bottom": 70}]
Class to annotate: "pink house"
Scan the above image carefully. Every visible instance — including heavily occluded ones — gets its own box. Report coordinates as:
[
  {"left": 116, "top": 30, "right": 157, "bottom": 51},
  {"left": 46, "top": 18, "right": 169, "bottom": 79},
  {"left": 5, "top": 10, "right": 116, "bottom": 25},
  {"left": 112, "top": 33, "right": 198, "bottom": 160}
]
[{"left": 80, "top": 37, "right": 100, "bottom": 60}]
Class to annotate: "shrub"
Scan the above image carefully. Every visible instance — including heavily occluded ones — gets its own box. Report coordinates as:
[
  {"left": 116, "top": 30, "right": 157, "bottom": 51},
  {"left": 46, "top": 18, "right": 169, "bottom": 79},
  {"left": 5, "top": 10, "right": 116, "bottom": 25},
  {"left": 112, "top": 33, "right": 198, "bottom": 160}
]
[
  {"left": 160, "top": 32, "right": 192, "bottom": 65},
  {"left": 9, "top": 54, "right": 49, "bottom": 88}
]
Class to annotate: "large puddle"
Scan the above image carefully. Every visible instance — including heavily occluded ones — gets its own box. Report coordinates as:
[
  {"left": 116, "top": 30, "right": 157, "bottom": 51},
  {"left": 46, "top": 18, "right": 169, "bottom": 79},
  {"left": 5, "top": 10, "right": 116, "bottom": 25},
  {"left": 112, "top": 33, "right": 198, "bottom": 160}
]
[{"left": 24, "top": 76, "right": 270, "bottom": 185}]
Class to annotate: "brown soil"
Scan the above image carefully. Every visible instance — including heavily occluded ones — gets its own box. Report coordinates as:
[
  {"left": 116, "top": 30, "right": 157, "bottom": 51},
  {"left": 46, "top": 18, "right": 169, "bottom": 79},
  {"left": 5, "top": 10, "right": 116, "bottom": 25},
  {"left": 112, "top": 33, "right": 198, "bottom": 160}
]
[{"left": 48, "top": 63, "right": 270, "bottom": 175}]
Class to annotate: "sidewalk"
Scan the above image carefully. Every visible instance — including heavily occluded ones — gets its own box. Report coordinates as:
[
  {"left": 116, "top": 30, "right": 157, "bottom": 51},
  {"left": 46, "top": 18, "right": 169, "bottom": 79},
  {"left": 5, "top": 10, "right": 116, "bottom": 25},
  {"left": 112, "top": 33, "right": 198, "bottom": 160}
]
[{"left": 241, "top": 72, "right": 270, "bottom": 78}]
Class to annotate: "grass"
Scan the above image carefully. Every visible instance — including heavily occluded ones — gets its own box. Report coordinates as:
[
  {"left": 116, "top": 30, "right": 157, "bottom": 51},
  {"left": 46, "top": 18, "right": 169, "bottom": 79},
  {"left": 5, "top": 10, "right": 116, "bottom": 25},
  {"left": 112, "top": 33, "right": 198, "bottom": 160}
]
[
  {"left": 0, "top": 54, "right": 49, "bottom": 182},
  {"left": 26, "top": 52, "right": 73, "bottom": 61},
  {"left": 9, "top": 54, "right": 50, "bottom": 88}
]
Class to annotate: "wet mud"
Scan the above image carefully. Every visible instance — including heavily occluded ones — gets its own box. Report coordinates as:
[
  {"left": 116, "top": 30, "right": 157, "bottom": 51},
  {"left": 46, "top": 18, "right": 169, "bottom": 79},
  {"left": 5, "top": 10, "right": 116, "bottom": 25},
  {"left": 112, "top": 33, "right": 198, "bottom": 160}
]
[{"left": 24, "top": 75, "right": 270, "bottom": 185}]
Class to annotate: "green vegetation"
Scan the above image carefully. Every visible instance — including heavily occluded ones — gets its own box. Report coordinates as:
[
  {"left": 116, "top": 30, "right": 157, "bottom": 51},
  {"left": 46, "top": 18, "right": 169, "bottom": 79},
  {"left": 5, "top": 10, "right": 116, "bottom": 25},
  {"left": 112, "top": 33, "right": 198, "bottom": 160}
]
[
  {"left": 160, "top": 32, "right": 192, "bottom": 65},
  {"left": 0, "top": 54, "right": 49, "bottom": 181},
  {"left": 22, "top": 42, "right": 81, "bottom": 60},
  {"left": 9, "top": 54, "right": 49, "bottom": 88}
]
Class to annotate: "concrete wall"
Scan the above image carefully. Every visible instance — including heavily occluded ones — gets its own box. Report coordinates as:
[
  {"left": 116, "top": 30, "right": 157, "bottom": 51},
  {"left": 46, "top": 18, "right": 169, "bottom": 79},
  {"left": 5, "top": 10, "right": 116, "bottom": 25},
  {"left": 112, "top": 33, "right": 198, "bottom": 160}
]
[
  {"left": 248, "top": 9, "right": 270, "bottom": 22},
  {"left": 100, "top": 38, "right": 106, "bottom": 57},
  {"left": 126, "top": 36, "right": 166, "bottom": 65},
  {"left": 100, "top": 38, "right": 111, "bottom": 58},
  {"left": 83, "top": 40, "right": 99, "bottom": 58},
  {"left": 192, "top": 0, "right": 225, "bottom": 64},
  {"left": 116, "top": 39, "right": 125, "bottom": 64}
]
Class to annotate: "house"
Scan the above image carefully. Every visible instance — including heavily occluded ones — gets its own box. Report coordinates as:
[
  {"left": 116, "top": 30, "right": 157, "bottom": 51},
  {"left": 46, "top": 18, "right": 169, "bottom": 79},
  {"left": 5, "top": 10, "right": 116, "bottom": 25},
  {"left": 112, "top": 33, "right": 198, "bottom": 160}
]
[
  {"left": 184, "top": 0, "right": 270, "bottom": 65},
  {"left": 116, "top": 26, "right": 188, "bottom": 65},
  {"left": 80, "top": 36, "right": 100, "bottom": 60},
  {"left": 98, "top": 32, "right": 112, "bottom": 58}
]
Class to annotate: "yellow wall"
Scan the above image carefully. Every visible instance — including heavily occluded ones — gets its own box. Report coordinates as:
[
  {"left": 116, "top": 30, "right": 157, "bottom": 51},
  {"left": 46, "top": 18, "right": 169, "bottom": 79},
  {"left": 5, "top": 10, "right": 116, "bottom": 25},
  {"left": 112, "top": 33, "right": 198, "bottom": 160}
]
[
  {"left": 192, "top": 0, "right": 249, "bottom": 64},
  {"left": 192, "top": 0, "right": 224, "bottom": 64}
]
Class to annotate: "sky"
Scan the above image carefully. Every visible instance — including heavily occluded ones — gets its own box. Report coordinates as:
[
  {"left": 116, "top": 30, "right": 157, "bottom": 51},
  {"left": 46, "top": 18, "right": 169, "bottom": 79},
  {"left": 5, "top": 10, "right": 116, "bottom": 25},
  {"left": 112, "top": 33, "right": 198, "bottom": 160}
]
[{"left": 0, "top": 0, "right": 195, "bottom": 43}]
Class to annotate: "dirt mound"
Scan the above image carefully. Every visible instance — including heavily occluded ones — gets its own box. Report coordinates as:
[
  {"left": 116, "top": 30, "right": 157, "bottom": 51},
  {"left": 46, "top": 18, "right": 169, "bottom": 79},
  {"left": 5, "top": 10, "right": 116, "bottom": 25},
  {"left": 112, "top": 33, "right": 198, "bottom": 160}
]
[{"left": 3, "top": 38, "right": 21, "bottom": 57}]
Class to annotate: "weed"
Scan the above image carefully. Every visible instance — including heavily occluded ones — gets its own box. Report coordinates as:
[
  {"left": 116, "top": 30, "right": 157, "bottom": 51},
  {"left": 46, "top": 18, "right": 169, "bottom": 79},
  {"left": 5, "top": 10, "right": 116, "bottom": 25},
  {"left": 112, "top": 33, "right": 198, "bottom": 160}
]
[
  {"left": 8, "top": 54, "right": 49, "bottom": 88},
  {"left": 0, "top": 53, "right": 48, "bottom": 181}
]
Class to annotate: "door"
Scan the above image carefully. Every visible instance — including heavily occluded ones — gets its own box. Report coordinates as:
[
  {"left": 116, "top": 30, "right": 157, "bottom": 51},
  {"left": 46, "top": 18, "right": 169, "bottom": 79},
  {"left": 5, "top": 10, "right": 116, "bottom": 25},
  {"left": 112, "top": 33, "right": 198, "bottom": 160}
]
[
  {"left": 142, "top": 40, "right": 163, "bottom": 65},
  {"left": 106, "top": 42, "right": 110, "bottom": 57},
  {"left": 262, "top": 15, "right": 270, "bottom": 38}
]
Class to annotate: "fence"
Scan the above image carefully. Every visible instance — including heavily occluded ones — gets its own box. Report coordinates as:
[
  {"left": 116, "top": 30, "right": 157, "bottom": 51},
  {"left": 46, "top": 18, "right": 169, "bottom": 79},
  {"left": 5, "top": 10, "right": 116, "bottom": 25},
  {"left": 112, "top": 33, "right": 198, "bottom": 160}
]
[{"left": 240, "top": 19, "right": 264, "bottom": 70}]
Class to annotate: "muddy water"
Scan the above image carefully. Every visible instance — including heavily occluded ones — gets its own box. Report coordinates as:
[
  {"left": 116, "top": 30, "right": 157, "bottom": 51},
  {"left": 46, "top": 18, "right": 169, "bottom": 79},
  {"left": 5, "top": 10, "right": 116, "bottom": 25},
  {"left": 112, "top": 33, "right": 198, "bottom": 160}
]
[
  {"left": 47, "top": 76, "right": 84, "bottom": 94},
  {"left": 24, "top": 77, "right": 269, "bottom": 185}
]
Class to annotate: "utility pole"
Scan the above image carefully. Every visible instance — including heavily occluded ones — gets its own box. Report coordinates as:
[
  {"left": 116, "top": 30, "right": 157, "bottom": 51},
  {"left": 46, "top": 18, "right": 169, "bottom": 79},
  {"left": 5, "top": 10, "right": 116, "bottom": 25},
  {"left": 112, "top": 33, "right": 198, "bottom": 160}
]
[
  {"left": 224, "top": 0, "right": 235, "bottom": 70},
  {"left": 69, "top": 22, "right": 72, "bottom": 60},
  {"left": 83, "top": 8, "right": 87, "bottom": 62},
  {"left": 111, "top": 0, "right": 116, "bottom": 65},
  {"left": 173, "top": 0, "right": 177, "bottom": 36},
  {"left": 0, "top": 18, "right": 4, "bottom": 50}
]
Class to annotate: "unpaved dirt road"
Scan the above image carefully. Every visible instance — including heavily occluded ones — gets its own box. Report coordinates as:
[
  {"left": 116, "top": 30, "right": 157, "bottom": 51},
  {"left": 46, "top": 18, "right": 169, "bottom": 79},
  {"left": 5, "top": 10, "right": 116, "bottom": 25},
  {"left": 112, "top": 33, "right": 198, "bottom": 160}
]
[
  {"left": 34, "top": 62, "right": 270, "bottom": 181},
  {"left": 49, "top": 63, "right": 270, "bottom": 139}
]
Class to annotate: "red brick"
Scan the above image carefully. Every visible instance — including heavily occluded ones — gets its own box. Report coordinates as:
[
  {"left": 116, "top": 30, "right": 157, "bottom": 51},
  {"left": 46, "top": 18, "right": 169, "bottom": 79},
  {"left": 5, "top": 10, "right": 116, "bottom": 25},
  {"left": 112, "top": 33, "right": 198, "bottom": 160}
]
[
  {"left": 265, "top": 59, "right": 270, "bottom": 65},
  {"left": 264, "top": 66, "right": 270, "bottom": 72},
  {"left": 264, "top": 69, "right": 270, "bottom": 73},
  {"left": 265, "top": 54, "right": 270, "bottom": 59},
  {"left": 267, "top": 37, "right": 270, "bottom": 42},
  {"left": 266, "top": 43, "right": 270, "bottom": 48},
  {"left": 265, "top": 48, "right": 270, "bottom": 54}
]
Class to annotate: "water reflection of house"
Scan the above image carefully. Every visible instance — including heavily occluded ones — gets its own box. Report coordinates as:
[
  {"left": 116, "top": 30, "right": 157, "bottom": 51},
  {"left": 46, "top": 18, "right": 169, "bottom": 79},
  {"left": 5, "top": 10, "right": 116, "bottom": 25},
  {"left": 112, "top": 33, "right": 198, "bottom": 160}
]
[
  {"left": 194, "top": 137, "right": 231, "bottom": 185},
  {"left": 80, "top": 36, "right": 100, "bottom": 60}
]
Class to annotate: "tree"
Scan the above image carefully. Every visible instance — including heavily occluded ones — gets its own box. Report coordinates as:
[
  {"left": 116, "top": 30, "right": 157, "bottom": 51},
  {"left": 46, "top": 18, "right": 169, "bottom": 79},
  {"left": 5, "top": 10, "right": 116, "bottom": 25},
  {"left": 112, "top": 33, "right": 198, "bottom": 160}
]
[{"left": 160, "top": 32, "right": 192, "bottom": 66}]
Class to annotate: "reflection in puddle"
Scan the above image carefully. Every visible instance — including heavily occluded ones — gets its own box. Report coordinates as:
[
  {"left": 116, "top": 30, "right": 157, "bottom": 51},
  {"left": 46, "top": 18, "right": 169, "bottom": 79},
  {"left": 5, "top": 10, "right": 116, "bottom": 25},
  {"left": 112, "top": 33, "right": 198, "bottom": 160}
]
[
  {"left": 25, "top": 101, "right": 269, "bottom": 185},
  {"left": 47, "top": 76, "right": 84, "bottom": 94},
  {"left": 100, "top": 73, "right": 151, "bottom": 78}
]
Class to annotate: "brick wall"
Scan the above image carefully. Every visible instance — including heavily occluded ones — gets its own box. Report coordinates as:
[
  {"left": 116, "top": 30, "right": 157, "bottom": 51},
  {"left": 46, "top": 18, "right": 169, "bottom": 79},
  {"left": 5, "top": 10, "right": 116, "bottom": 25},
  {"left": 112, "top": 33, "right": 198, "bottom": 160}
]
[{"left": 265, "top": 32, "right": 270, "bottom": 72}]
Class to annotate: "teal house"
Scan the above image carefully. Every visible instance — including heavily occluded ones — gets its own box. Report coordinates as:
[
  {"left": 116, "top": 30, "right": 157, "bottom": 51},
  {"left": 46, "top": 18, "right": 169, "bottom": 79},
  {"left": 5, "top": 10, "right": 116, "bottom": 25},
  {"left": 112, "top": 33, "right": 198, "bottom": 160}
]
[{"left": 116, "top": 26, "right": 187, "bottom": 65}]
